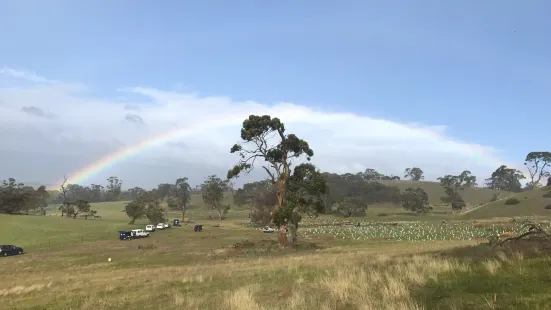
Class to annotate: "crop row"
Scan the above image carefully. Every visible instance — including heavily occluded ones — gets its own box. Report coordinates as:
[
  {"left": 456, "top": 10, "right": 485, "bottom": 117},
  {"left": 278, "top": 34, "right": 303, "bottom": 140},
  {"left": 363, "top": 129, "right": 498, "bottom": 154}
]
[{"left": 298, "top": 221, "right": 551, "bottom": 242}]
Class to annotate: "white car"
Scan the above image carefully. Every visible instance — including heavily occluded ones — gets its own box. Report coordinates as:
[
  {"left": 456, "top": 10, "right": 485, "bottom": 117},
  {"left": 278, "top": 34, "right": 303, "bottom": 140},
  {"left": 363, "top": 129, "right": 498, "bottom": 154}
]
[
  {"left": 131, "top": 229, "right": 149, "bottom": 238},
  {"left": 262, "top": 227, "right": 275, "bottom": 233},
  {"left": 156, "top": 223, "right": 165, "bottom": 230},
  {"left": 145, "top": 225, "right": 155, "bottom": 232},
  {"left": 163, "top": 223, "right": 170, "bottom": 228}
]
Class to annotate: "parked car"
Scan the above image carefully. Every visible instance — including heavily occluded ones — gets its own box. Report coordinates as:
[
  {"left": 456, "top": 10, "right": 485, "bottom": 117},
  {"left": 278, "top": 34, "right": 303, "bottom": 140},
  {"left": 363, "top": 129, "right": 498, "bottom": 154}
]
[
  {"left": 262, "top": 227, "right": 275, "bottom": 233},
  {"left": 131, "top": 229, "right": 149, "bottom": 238},
  {"left": 145, "top": 225, "right": 156, "bottom": 232},
  {"left": 163, "top": 222, "right": 170, "bottom": 228},
  {"left": 0, "top": 244, "right": 24, "bottom": 256},
  {"left": 119, "top": 231, "right": 133, "bottom": 240},
  {"left": 156, "top": 223, "right": 165, "bottom": 230}
]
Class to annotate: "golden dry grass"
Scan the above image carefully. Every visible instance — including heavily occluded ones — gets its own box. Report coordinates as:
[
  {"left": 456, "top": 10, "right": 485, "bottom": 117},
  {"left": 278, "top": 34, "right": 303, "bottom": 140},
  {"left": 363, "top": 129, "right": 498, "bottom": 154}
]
[
  {"left": 0, "top": 238, "right": 481, "bottom": 310},
  {"left": 3, "top": 193, "right": 551, "bottom": 310}
]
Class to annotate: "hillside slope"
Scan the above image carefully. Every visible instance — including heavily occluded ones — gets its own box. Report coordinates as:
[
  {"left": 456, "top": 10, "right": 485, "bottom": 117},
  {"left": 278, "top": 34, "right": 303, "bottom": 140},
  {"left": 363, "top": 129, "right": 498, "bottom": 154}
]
[
  {"left": 377, "top": 180, "right": 508, "bottom": 206},
  {"left": 460, "top": 187, "right": 551, "bottom": 220}
]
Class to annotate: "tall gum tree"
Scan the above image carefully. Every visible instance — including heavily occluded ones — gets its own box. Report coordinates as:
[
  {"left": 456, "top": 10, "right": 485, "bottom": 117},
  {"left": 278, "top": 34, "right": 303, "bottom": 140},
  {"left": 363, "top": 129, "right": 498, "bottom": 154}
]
[
  {"left": 227, "top": 115, "right": 313, "bottom": 247},
  {"left": 524, "top": 152, "right": 551, "bottom": 188},
  {"left": 273, "top": 163, "right": 327, "bottom": 247}
]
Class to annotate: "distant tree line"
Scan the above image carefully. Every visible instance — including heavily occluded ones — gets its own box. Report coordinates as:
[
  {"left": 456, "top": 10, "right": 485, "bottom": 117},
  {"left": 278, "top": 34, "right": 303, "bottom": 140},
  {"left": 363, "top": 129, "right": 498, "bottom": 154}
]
[{"left": 1, "top": 153, "right": 549, "bottom": 219}]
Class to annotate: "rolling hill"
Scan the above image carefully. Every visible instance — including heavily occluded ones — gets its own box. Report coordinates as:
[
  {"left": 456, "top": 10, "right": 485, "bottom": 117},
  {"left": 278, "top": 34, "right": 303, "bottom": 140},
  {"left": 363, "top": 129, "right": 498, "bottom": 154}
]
[
  {"left": 460, "top": 187, "right": 551, "bottom": 220},
  {"left": 377, "top": 180, "right": 508, "bottom": 207}
]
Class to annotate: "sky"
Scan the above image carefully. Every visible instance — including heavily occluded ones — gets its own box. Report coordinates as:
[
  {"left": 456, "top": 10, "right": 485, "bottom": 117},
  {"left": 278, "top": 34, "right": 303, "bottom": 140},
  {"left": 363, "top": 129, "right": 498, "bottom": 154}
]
[{"left": 0, "top": 0, "right": 549, "bottom": 189}]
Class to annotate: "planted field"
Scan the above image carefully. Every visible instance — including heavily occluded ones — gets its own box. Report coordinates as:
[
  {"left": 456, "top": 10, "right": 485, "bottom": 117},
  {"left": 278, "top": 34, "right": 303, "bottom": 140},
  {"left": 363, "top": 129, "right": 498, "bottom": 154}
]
[{"left": 299, "top": 219, "right": 551, "bottom": 242}]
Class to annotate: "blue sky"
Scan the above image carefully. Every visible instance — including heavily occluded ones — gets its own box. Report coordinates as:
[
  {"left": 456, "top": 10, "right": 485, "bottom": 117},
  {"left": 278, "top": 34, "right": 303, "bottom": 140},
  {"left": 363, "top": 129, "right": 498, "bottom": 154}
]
[{"left": 0, "top": 0, "right": 549, "bottom": 187}]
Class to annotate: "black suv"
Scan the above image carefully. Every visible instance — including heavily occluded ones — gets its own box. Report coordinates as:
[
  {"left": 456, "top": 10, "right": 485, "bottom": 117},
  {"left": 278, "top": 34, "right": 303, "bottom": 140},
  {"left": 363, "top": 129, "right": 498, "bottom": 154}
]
[{"left": 0, "top": 245, "right": 24, "bottom": 256}]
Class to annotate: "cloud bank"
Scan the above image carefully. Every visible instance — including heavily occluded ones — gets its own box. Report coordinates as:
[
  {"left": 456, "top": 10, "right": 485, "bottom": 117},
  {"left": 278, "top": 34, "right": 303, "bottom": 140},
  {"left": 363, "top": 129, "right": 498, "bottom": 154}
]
[{"left": 0, "top": 68, "right": 518, "bottom": 189}]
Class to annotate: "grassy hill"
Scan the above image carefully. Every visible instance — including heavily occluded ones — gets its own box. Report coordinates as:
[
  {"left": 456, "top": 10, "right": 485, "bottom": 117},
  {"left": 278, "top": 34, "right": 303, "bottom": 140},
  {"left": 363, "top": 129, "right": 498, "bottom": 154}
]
[
  {"left": 377, "top": 180, "right": 508, "bottom": 207},
  {"left": 4, "top": 194, "right": 551, "bottom": 308},
  {"left": 460, "top": 187, "right": 551, "bottom": 220}
]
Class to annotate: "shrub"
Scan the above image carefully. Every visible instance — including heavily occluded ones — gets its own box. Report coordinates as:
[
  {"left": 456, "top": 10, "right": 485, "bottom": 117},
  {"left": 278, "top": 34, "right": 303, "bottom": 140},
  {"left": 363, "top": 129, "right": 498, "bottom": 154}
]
[
  {"left": 545, "top": 204, "right": 551, "bottom": 210},
  {"left": 504, "top": 198, "right": 520, "bottom": 205},
  {"left": 543, "top": 192, "right": 551, "bottom": 198},
  {"left": 377, "top": 213, "right": 388, "bottom": 217}
]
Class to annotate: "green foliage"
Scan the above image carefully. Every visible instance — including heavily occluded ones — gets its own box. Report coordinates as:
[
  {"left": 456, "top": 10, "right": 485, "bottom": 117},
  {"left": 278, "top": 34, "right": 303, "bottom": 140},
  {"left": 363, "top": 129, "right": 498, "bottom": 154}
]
[
  {"left": 331, "top": 196, "right": 368, "bottom": 217},
  {"left": 70, "top": 199, "right": 95, "bottom": 219},
  {"left": 227, "top": 115, "right": 313, "bottom": 180},
  {"left": 166, "top": 197, "right": 179, "bottom": 210},
  {"left": 404, "top": 167, "right": 424, "bottom": 181},
  {"left": 104, "top": 176, "right": 122, "bottom": 201},
  {"left": 174, "top": 177, "right": 192, "bottom": 220},
  {"left": 322, "top": 172, "right": 401, "bottom": 208},
  {"left": 543, "top": 192, "right": 551, "bottom": 198},
  {"left": 201, "top": 175, "right": 231, "bottom": 220},
  {"left": 273, "top": 163, "right": 326, "bottom": 226},
  {"left": 145, "top": 198, "right": 166, "bottom": 224},
  {"left": 0, "top": 178, "right": 38, "bottom": 214},
  {"left": 401, "top": 187, "right": 431, "bottom": 213},
  {"left": 126, "top": 187, "right": 146, "bottom": 201},
  {"left": 504, "top": 197, "right": 520, "bottom": 205},
  {"left": 485, "top": 165, "right": 525, "bottom": 192},
  {"left": 524, "top": 151, "right": 551, "bottom": 186},
  {"left": 437, "top": 171, "right": 476, "bottom": 211},
  {"left": 234, "top": 180, "right": 278, "bottom": 226},
  {"left": 437, "top": 170, "right": 477, "bottom": 189},
  {"left": 124, "top": 197, "right": 147, "bottom": 224},
  {"left": 227, "top": 115, "right": 314, "bottom": 229},
  {"left": 124, "top": 191, "right": 165, "bottom": 224},
  {"left": 155, "top": 183, "right": 174, "bottom": 200}
]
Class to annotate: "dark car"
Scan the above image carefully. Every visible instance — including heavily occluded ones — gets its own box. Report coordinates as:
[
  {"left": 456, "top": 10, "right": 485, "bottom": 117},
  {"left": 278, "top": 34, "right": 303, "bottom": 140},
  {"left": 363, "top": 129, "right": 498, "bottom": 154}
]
[{"left": 0, "top": 245, "right": 24, "bottom": 257}]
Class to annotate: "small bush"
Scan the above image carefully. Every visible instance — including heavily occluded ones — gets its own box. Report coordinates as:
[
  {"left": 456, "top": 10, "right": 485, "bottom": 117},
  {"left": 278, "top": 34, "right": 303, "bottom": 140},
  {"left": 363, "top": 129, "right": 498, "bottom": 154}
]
[
  {"left": 545, "top": 204, "right": 551, "bottom": 210},
  {"left": 543, "top": 192, "right": 551, "bottom": 198},
  {"left": 504, "top": 198, "right": 520, "bottom": 205},
  {"left": 377, "top": 213, "right": 388, "bottom": 217}
]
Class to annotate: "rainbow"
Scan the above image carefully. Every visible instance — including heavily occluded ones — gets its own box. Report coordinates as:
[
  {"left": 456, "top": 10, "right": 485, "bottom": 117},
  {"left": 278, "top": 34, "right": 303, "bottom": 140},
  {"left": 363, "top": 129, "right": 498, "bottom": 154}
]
[{"left": 53, "top": 112, "right": 250, "bottom": 189}]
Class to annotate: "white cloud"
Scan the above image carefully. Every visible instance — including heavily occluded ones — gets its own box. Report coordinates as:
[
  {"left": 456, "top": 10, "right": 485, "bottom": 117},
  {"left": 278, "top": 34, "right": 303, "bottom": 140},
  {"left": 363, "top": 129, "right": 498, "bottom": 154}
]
[{"left": 0, "top": 68, "right": 522, "bottom": 189}]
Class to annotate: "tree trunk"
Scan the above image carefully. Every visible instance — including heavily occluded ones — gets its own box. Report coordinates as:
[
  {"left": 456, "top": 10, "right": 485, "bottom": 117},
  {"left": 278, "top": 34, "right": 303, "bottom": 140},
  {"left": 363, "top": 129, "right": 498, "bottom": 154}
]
[
  {"left": 287, "top": 223, "right": 298, "bottom": 247},
  {"left": 275, "top": 177, "right": 288, "bottom": 210},
  {"left": 181, "top": 206, "right": 186, "bottom": 223},
  {"left": 217, "top": 208, "right": 224, "bottom": 220},
  {"left": 128, "top": 218, "right": 136, "bottom": 225},
  {"left": 278, "top": 225, "right": 288, "bottom": 249}
]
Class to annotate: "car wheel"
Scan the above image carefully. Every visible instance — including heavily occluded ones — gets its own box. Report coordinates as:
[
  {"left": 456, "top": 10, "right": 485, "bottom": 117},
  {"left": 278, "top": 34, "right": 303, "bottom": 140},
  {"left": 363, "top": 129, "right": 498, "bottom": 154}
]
[
  {"left": 18, "top": 250, "right": 22, "bottom": 255},
  {"left": 2, "top": 252, "right": 7, "bottom": 257}
]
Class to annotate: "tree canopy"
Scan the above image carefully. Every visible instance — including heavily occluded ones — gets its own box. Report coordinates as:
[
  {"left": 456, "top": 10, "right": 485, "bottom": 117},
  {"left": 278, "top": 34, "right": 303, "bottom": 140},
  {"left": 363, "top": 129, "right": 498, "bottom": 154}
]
[
  {"left": 201, "top": 175, "right": 230, "bottom": 220},
  {"left": 485, "top": 165, "right": 525, "bottom": 192},
  {"left": 404, "top": 167, "right": 424, "bottom": 181},
  {"left": 524, "top": 152, "right": 551, "bottom": 188},
  {"left": 227, "top": 115, "right": 313, "bottom": 212},
  {"left": 401, "top": 187, "right": 431, "bottom": 213}
]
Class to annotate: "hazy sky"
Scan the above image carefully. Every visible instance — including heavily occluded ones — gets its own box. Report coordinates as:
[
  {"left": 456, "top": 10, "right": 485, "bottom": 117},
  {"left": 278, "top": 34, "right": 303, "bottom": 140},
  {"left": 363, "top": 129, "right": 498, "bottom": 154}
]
[{"left": 1, "top": 0, "right": 549, "bottom": 189}]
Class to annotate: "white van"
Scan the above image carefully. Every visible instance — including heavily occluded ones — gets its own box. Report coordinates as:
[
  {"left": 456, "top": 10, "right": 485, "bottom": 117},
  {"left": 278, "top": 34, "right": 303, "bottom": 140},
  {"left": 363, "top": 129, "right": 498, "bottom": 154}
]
[
  {"left": 131, "top": 229, "right": 149, "bottom": 238},
  {"left": 145, "top": 225, "right": 155, "bottom": 232}
]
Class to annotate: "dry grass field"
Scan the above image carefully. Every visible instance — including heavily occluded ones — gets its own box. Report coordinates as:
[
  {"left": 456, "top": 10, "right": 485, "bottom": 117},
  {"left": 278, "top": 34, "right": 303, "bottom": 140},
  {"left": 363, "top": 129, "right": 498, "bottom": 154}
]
[{"left": 2, "top": 190, "right": 551, "bottom": 310}]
